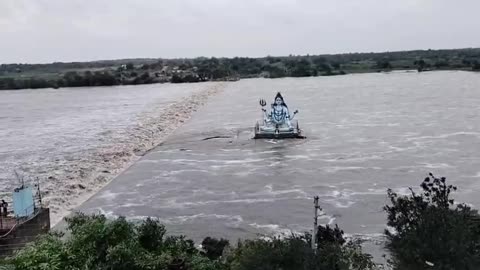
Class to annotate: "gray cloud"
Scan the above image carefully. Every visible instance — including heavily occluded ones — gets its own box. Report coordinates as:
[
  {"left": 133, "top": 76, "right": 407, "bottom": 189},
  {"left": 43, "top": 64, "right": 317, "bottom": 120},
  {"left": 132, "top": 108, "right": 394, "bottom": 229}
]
[{"left": 1, "top": 0, "right": 479, "bottom": 63}]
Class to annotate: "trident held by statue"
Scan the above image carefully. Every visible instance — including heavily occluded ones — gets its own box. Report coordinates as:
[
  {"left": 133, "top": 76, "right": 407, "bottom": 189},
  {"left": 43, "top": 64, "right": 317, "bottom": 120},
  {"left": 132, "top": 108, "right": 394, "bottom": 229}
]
[{"left": 259, "top": 99, "right": 267, "bottom": 111}]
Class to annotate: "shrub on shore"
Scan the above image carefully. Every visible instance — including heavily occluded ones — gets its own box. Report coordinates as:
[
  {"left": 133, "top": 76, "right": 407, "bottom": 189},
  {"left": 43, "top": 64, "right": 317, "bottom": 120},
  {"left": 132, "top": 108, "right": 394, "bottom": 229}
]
[
  {"left": 226, "top": 227, "right": 375, "bottom": 270},
  {"left": 1, "top": 213, "right": 375, "bottom": 270},
  {"left": 3, "top": 213, "right": 220, "bottom": 270},
  {"left": 384, "top": 174, "right": 480, "bottom": 270}
]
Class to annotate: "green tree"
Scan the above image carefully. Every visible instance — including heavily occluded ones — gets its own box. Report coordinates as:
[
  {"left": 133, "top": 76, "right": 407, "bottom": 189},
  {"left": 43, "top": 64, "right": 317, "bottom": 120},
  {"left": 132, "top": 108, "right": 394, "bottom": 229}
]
[
  {"left": 414, "top": 59, "right": 427, "bottom": 72},
  {"left": 315, "top": 63, "right": 332, "bottom": 74},
  {"left": 312, "top": 56, "right": 327, "bottom": 66},
  {"left": 331, "top": 62, "right": 341, "bottom": 70},
  {"left": 126, "top": 63, "right": 134, "bottom": 70},
  {"left": 226, "top": 229, "right": 374, "bottom": 270},
  {"left": 384, "top": 174, "right": 480, "bottom": 270},
  {"left": 4, "top": 213, "right": 219, "bottom": 270},
  {"left": 139, "top": 72, "right": 150, "bottom": 80},
  {"left": 376, "top": 59, "right": 392, "bottom": 70},
  {"left": 27, "top": 78, "right": 50, "bottom": 89},
  {"left": 263, "top": 65, "right": 286, "bottom": 78},
  {"left": 93, "top": 71, "right": 117, "bottom": 86},
  {"left": 434, "top": 60, "right": 449, "bottom": 69},
  {"left": 63, "top": 71, "right": 84, "bottom": 87},
  {"left": 290, "top": 59, "right": 313, "bottom": 77},
  {"left": 201, "top": 237, "right": 229, "bottom": 260}
]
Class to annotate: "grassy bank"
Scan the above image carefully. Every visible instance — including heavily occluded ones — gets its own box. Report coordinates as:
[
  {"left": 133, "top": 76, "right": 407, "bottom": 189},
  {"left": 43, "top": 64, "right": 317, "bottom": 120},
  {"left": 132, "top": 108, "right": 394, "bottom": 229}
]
[{"left": 1, "top": 48, "right": 480, "bottom": 90}]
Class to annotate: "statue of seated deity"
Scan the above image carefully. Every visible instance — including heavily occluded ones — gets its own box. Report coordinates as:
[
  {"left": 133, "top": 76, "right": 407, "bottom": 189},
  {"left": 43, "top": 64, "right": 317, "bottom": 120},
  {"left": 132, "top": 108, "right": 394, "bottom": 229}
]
[{"left": 260, "top": 92, "right": 298, "bottom": 132}]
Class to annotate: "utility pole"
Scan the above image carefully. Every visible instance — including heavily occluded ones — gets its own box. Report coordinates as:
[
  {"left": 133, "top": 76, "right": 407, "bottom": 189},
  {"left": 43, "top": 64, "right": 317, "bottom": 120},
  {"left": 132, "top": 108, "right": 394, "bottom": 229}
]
[{"left": 312, "top": 196, "right": 321, "bottom": 250}]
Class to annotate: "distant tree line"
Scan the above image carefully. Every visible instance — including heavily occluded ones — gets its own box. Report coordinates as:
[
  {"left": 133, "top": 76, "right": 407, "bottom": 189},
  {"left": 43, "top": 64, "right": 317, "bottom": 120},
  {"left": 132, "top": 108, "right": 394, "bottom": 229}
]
[
  {"left": 1, "top": 48, "right": 480, "bottom": 90},
  {"left": 0, "top": 70, "right": 159, "bottom": 90}
]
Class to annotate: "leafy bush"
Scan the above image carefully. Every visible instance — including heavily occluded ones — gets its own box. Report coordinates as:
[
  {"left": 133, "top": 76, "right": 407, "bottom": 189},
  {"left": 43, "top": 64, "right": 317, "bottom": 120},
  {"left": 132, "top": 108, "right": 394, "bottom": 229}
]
[
  {"left": 384, "top": 174, "right": 480, "bottom": 270},
  {"left": 226, "top": 226, "right": 375, "bottom": 270},
  {"left": 201, "top": 237, "right": 229, "bottom": 260},
  {"left": 1, "top": 212, "right": 377, "bottom": 270},
  {"left": 4, "top": 213, "right": 218, "bottom": 270}
]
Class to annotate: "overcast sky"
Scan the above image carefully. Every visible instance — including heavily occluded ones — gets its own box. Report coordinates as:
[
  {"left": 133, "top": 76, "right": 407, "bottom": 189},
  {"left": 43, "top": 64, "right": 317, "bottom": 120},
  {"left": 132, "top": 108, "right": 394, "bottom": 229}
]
[{"left": 1, "top": 0, "right": 479, "bottom": 64}]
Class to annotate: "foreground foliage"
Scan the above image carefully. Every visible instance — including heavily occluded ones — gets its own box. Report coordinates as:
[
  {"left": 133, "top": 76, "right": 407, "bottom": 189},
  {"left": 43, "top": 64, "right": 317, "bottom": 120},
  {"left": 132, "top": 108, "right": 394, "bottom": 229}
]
[
  {"left": 384, "top": 174, "right": 480, "bottom": 270},
  {"left": 0, "top": 213, "right": 375, "bottom": 270},
  {"left": 227, "top": 226, "right": 374, "bottom": 270},
  {"left": 4, "top": 214, "right": 219, "bottom": 270},
  {"left": 3, "top": 173, "right": 480, "bottom": 269}
]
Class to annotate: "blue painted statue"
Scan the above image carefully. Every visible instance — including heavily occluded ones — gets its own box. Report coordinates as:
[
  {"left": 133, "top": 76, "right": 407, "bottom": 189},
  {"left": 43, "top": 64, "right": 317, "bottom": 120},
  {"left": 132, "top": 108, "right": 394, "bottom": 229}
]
[
  {"left": 254, "top": 92, "right": 303, "bottom": 139},
  {"left": 267, "top": 92, "right": 296, "bottom": 129}
]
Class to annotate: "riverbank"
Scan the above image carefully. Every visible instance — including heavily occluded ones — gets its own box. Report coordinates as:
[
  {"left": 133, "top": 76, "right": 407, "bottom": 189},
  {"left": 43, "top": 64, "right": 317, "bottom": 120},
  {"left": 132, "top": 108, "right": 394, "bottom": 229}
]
[{"left": 2, "top": 47, "right": 480, "bottom": 90}]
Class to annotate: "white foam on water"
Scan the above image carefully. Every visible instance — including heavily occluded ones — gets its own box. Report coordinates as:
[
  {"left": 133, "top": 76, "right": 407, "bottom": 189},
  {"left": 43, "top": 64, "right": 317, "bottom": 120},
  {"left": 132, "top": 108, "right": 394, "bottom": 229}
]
[
  {"left": 249, "top": 223, "right": 296, "bottom": 236},
  {"left": 143, "top": 158, "right": 204, "bottom": 164},
  {"left": 392, "top": 187, "right": 414, "bottom": 196},
  {"left": 164, "top": 197, "right": 278, "bottom": 208},
  {"left": 321, "top": 188, "right": 386, "bottom": 200},
  {"left": 317, "top": 214, "right": 336, "bottom": 225},
  {"left": 405, "top": 132, "right": 480, "bottom": 142},
  {"left": 327, "top": 200, "right": 356, "bottom": 208},
  {"left": 192, "top": 188, "right": 217, "bottom": 195},
  {"left": 87, "top": 208, "right": 246, "bottom": 228},
  {"left": 95, "top": 208, "right": 119, "bottom": 219},
  {"left": 271, "top": 188, "right": 308, "bottom": 197},
  {"left": 159, "top": 169, "right": 210, "bottom": 176},
  {"left": 284, "top": 155, "right": 311, "bottom": 160},
  {"left": 248, "top": 150, "right": 278, "bottom": 155},
  {"left": 260, "top": 184, "right": 309, "bottom": 198},
  {"left": 223, "top": 158, "right": 264, "bottom": 164},
  {"left": 267, "top": 161, "right": 282, "bottom": 167},
  {"left": 345, "top": 233, "right": 387, "bottom": 243},
  {"left": 233, "top": 169, "right": 257, "bottom": 177},
  {"left": 418, "top": 162, "right": 453, "bottom": 169},
  {"left": 464, "top": 172, "right": 480, "bottom": 178},
  {"left": 350, "top": 189, "right": 388, "bottom": 196},
  {"left": 96, "top": 190, "right": 122, "bottom": 200},
  {"left": 322, "top": 166, "right": 382, "bottom": 173},
  {"left": 209, "top": 165, "right": 229, "bottom": 170},
  {"left": 163, "top": 213, "right": 244, "bottom": 224}
]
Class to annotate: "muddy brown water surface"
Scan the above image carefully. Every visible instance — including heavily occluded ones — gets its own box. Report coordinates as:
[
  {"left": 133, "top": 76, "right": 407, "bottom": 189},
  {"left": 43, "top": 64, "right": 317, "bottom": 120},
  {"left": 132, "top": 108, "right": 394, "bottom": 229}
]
[{"left": 61, "top": 71, "right": 480, "bottom": 258}]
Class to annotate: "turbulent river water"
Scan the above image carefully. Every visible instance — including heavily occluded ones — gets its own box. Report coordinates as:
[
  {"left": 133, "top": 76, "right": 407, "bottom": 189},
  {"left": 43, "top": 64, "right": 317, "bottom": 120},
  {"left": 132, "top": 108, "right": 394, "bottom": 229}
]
[
  {"left": 2, "top": 71, "right": 480, "bottom": 259},
  {"left": 0, "top": 82, "right": 225, "bottom": 224}
]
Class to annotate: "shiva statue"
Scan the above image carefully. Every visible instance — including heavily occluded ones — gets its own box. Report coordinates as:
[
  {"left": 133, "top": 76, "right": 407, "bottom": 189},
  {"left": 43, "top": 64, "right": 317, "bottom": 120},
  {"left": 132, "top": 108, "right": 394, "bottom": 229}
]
[{"left": 259, "top": 92, "right": 298, "bottom": 131}]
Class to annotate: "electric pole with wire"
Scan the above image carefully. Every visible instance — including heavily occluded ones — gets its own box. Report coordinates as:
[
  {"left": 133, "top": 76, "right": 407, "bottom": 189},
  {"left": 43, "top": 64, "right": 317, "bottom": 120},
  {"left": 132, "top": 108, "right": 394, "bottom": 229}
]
[{"left": 312, "top": 196, "right": 321, "bottom": 250}]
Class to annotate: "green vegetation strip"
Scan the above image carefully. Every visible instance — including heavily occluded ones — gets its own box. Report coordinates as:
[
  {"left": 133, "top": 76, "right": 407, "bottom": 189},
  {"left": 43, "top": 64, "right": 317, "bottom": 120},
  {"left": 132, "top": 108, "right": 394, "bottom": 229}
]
[{"left": 1, "top": 48, "right": 480, "bottom": 90}]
